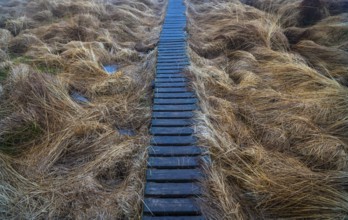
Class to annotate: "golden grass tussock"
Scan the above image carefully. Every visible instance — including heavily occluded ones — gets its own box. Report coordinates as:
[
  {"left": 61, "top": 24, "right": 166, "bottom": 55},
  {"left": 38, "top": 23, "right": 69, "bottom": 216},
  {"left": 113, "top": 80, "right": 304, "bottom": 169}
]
[
  {"left": 1, "top": 0, "right": 348, "bottom": 218},
  {"left": 0, "top": 0, "right": 165, "bottom": 218},
  {"left": 187, "top": 0, "right": 348, "bottom": 218}
]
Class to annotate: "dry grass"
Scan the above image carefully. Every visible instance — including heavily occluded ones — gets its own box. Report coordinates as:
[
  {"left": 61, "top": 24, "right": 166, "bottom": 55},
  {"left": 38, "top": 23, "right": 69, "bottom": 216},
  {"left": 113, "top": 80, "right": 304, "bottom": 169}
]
[
  {"left": 186, "top": 0, "right": 348, "bottom": 219},
  {"left": 2, "top": 0, "right": 348, "bottom": 218},
  {"left": 0, "top": 0, "right": 165, "bottom": 218}
]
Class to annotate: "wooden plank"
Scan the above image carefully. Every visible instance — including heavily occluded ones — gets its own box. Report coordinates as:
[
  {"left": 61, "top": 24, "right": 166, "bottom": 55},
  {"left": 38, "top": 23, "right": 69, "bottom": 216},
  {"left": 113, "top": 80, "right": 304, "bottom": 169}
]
[
  {"left": 162, "top": 27, "right": 186, "bottom": 31},
  {"left": 155, "top": 82, "right": 187, "bottom": 88},
  {"left": 151, "top": 136, "right": 196, "bottom": 146},
  {"left": 150, "top": 127, "right": 193, "bottom": 135},
  {"left": 148, "top": 146, "right": 203, "bottom": 156},
  {"left": 145, "top": 182, "right": 201, "bottom": 197},
  {"left": 157, "top": 63, "right": 189, "bottom": 68},
  {"left": 157, "top": 58, "right": 188, "bottom": 62},
  {"left": 158, "top": 41, "right": 186, "bottom": 45},
  {"left": 157, "top": 66, "right": 188, "bottom": 71},
  {"left": 157, "top": 61, "right": 188, "bottom": 65},
  {"left": 164, "top": 20, "right": 186, "bottom": 23},
  {"left": 158, "top": 51, "right": 186, "bottom": 55},
  {"left": 155, "top": 88, "right": 190, "bottom": 93},
  {"left": 154, "top": 98, "right": 197, "bottom": 105},
  {"left": 158, "top": 48, "right": 186, "bottom": 52},
  {"left": 158, "top": 39, "right": 186, "bottom": 43},
  {"left": 153, "top": 104, "right": 197, "bottom": 111},
  {"left": 164, "top": 21, "right": 186, "bottom": 24},
  {"left": 146, "top": 169, "right": 203, "bottom": 182},
  {"left": 156, "top": 74, "right": 185, "bottom": 78},
  {"left": 163, "top": 20, "right": 187, "bottom": 24},
  {"left": 148, "top": 157, "right": 199, "bottom": 168},
  {"left": 158, "top": 42, "right": 187, "bottom": 46},
  {"left": 156, "top": 64, "right": 188, "bottom": 70},
  {"left": 158, "top": 41, "right": 185, "bottom": 44},
  {"left": 156, "top": 70, "right": 183, "bottom": 74},
  {"left": 155, "top": 77, "right": 187, "bottom": 83},
  {"left": 157, "top": 54, "right": 188, "bottom": 59},
  {"left": 157, "top": 55, "right": 187, "bottom": 60},
  {"left": 161, "top": 29, "right": 184, "bottom": 32},
  {"left": 157, "top": 60, "right": 189, "bottom": 64},
  {"left": 143, "top": 198, "right": 200, "bottom": 215},
  {"left": 157, "top": 48, "right": 186, "bottom": 54},
  {"left": 152, "top": 112, "right": 194, "bottom": 119},
  {"left": 154, "top": 92, "right": 194, "bottom": 98},
  {"left": 157, "top": 55, "right": 188, "bottom": 58},
  {"left": 162, "top": 25, "right": 185, "bottom": 27},
  {"left": 152, "top": 119, "right": 191, "bottom": 127}
]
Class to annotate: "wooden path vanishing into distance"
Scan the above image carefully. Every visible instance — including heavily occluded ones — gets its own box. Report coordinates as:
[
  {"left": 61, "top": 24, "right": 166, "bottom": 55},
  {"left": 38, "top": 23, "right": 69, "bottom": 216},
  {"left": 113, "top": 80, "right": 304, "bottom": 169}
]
[{"left": 142, "top": 0, "right": 207, "bottom": 219}]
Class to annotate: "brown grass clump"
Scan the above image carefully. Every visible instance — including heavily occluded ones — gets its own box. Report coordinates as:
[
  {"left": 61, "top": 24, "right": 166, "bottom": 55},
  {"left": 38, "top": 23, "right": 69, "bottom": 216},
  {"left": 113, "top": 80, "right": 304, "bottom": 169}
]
[
  {"left": 187, "top": 0, "right": 348, "bottom": 219},
  {"left": 0, "top": 0, "right": 165, "bottom": 218}
]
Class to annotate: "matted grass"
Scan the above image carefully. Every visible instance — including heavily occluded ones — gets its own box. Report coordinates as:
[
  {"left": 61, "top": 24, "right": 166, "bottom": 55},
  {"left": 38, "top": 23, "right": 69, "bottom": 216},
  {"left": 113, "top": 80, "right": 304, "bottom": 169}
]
[
  {"left": 186, "top": 0, "right": 348, "bottom": 219},
  {"left": 0, "top": 0, "right": 166, "bottom": 218}
]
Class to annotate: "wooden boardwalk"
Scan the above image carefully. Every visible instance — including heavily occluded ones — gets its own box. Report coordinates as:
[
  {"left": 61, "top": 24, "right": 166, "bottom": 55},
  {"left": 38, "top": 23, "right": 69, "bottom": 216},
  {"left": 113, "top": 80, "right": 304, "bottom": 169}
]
[{"left": 142, "top": 0, "right": 205, "bottom": 219}]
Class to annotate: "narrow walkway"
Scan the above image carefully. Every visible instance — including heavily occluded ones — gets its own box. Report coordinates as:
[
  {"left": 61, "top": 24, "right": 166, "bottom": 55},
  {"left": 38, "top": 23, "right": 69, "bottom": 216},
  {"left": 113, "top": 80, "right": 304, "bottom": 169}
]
[{"left": 142, "top": 0, "right": 205, "bottom": 219}]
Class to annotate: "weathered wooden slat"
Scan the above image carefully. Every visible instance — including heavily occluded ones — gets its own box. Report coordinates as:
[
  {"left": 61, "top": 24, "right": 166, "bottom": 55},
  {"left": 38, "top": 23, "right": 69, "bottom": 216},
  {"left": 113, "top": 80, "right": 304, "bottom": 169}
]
[
  {"left": 153, "top": 104, "right": 197, "bottom": 111},
  {"left": 146, "top": 169, "right": 203, "bottom": 182},
  {"left": 155, "top": 88, "right": 190, "bottom": 93},
  {"left": 156, "top": 70, "right": 183, "bottom": 74},
  {"left": 157, "top": 61, "right": 187, "bottom": 66},
  {"left": 158, "top": 38, "right": 186, "bottom": 42},
  {"left": 164, "top": 20, "right": 186, "bottom": 22},
  {"left": 159, "top": 38, "right": 186, "bottom": 42},
  {"left": 161, "top": 26, "right": 185, "bottom": 29},
  {"left": 145, "top": 182, "right": 201, "bottom": 197},
  {"left": 148, "top": 157, "right": 199, "bottom": 168},
  {"left": 164, "top": 21, "right": 186, "bottom": 24},
  {"left": 158, "top": 50, "right": 186, "bottom": 55},
  {"left": 158, "top": 48, "right": 186, "bottom": 52},
  {"left": 151, "top": 136, "right": 196, "bottom": 146},
  {"left": 150, "top": 127, "right": 193, "bottom": 135},
  {"left": 155, "top": 77, "right": 187, "bottom": 83},
  {"left": 148, "top": 146, "right": 203, "bottom": 156},
  {"left": 157, "top": 54, "right": 188, "bottom": 58},
  {"left": 152, "top": 119, "right": 191, "bottom": 127},
  {"left": 157, "top": 67, "right": 187, "bottom": 72},
  {"left": 156, "top": 74, "right": 185, "bottom": 78},
  {"left": 152, "top": 112, "right": 194, "bottom": 119},
  {"left": 157, "top": 58, "right": 188, "bottom": 62},
  {"left": 143, "top": 198, "right": 200, "bottom": 215},
  {"left": 154, "top": 92, "right": 194, "bottom": 98},
  {"left": 157, "top": 56, "right": 187, "bottom": 60},
  {"left": 158, "top": 41, "right": 187, "bottom": 45},
  {"left": 155, "top": 82, "right": 187, "bottom": 88},
  {"left": 154, "top": 98, "right": 197, "bottom": 105},
  {"left": 156, "top": 64, "right": 187, "bottom": 69},
  {"left": 157, "top": 61, "right": 188, "bottom": 66},
  {"left": 157, "top": 60, "right": 189, "bottom": 64}
]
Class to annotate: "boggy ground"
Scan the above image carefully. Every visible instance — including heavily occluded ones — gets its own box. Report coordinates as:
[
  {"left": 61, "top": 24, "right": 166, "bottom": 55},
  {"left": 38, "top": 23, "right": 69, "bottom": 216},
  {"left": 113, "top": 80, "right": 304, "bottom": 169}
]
[
  {"left": 186, "top": 0, "right": 348, "bottom": 219},
  {"left": 0, "top": 0, "right": 165, "bottom": 218}
]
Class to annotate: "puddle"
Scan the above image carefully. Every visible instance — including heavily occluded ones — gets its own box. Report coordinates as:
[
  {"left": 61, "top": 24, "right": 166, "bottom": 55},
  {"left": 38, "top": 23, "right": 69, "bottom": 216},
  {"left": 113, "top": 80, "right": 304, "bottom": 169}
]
[
  {"left": 70, "top": 91, "right": 89, "bottom": 104},
  {"left": 103, "top": 65, "right": 118, "bottom": 75},
  {"left": 118, "top": 129, "right": 136, "bottom": 136}
]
